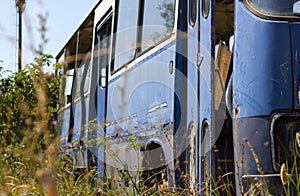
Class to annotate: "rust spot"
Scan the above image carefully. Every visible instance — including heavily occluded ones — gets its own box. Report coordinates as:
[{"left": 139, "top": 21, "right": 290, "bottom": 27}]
[
  {"left": 235, "top": 105, "right": 240, "bottom": 116},
  {"left": 279, "top": 61, "right": 289, "bottom": 67}
]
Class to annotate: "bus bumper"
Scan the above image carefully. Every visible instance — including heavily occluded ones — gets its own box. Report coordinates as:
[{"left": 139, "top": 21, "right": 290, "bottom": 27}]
[{"left": 233, "top": 115, "right": 300, "bottom": 195}]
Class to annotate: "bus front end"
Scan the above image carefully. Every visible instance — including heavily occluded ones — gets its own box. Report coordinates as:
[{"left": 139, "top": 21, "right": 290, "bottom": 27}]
[{"left": 233, "top": 0, "right": 300, "bottom": 194}]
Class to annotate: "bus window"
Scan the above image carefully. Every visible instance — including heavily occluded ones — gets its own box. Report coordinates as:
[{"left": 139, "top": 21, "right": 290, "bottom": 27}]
[
  {"left": 113, "top": 0, "right": 139, "bottom": 71},
  {"left": 141, "top": 0, "right": 175, "bottom": 52},
  {"left": 65, "top": 68, "right": 75, "bottom": 105},
  {"left": 190, "top": 0, "right": 197, "bottom": 26},
  {"left": 95, "top": 15, "right": 112, "bottom": 88},
  {"left": 247, "top": 0, "right": 297, "bottom": 15},
  {"left": 74, "top": 60, "right": 91, "bottom": 99},
  {"left": 74, "top": 65, "right": 84, "bottom": 99},
  {"left": 57, "top": 53, "right": 75, "bottom": 107},
  {"left": 202, "top": 0, "right": 210, "bottom": 19},
  {"left": 84, "top": 62, "right": 91, "bottom": 93},
  {"left": 74, "top": 16, "right": 94, "bottom": 97}
]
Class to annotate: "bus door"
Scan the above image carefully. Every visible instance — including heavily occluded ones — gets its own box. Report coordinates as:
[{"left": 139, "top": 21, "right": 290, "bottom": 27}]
[
  {"left": 94, "top": 12, "right": 112, "bottom": 176},
  {"left": 57, "top": 50, "right": 75, "bottom": 149},
  {"left": 57, "top": 34, "right": 78, "bottom": 159},
  {"left": 73, "top": 54, "right": 92, "bottom": 167},
  {"left": 77, "top": 30, "right": 94, "bottom": 146},
  {"left": 199, "top": 0, "right": 234, "bottom": 192},
  {"left": 71, "top": 50, "right": 86, "bottom": 169},
  {"left": 199, "top": 0, "right": 214, "bottom": 190},
  {"left": 186, "top": 0, "right": 200, "bottom": 191},
  {"left": 71, "top": 16, "right": 94, "bottom": 170}
]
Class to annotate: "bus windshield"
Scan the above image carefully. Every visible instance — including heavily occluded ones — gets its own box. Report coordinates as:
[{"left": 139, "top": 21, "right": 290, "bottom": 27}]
[{"left": 248, "top": 0, "right": 300, "bottom": 15}]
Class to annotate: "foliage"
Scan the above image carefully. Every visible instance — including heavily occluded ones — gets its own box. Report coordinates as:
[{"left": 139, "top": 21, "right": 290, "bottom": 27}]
[{"left": 0, "top": 54, "right": 60, "bottom": 194}]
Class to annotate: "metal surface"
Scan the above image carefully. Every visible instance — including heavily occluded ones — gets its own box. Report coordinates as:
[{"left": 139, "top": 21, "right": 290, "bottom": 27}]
[
  {"left": 290, "top": 23, "right": 300, "bottom": 109},
  {"left": 234, "top": 0, "right": 293, "bottom": 119}
]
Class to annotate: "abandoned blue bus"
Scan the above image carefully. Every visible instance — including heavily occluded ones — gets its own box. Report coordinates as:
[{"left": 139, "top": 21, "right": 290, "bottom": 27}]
[{"left": 56, "top": 0, "right": 300, "bottom": 194}]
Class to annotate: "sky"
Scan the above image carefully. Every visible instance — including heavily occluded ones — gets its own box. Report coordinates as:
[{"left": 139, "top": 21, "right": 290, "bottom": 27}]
[{"left": 0, "top": 0, "right": 96, "bottom": 75}]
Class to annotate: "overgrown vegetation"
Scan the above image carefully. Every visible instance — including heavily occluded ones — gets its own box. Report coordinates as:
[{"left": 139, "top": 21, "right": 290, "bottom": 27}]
[{"left": 0, "top": 55, "right": 59, "bottom": 194}]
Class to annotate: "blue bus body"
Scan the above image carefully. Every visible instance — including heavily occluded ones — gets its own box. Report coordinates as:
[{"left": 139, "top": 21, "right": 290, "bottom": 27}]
[
  {"left": 233, "top": 0, "right": 300, "bottom": 194},
  {"left": 56, "top": 0, "right": 300, "bottom": 194}
]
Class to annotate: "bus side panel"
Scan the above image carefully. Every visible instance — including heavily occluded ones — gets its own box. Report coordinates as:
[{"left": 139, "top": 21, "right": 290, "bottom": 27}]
[
  {"left": 234, "top": 2, "right": 292, "bottom": 118},
  {"left": 105, "top": 42, "right": 176, "bottom": 172}
]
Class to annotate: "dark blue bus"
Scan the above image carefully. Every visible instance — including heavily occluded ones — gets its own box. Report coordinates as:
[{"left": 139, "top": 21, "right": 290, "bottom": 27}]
[{"left": 56, "top": 0, "right": 300, "bottom": 194}]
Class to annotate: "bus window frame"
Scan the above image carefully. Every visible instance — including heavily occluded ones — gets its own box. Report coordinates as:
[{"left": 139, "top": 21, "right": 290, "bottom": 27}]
[
  {"left": 243, "top": 0, "right": 300, "bottom": 21},
  {"left": 139, "top": 0, "right": 176, "bottom": 53},
  {"left": 73, "top": 57, "right": 92, "bottom": 101},
  {"left": 57, "top": 46, "right": 77, "bottom": 110},
  {"left": 111, "top": 0, "right": 140, "bottom": 72},
  {"left": 73, "top": 30, "right": 94, "bottom": 104},
  {"left": 95, "top": 10, "right": 113, "bottom": 88},
  {"left": 111, "top": 0, "right": 177, "bottom": 75}
]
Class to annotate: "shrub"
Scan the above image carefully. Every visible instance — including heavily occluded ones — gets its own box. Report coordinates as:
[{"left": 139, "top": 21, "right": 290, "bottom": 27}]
[{"left": 0, "top": 54, "right": 59, "bottom": 194}]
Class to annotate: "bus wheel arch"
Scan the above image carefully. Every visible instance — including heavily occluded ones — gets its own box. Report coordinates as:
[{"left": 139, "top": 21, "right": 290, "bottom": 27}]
[{"left": 142, "top": 139, "right": 171, "bottom": 189}]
